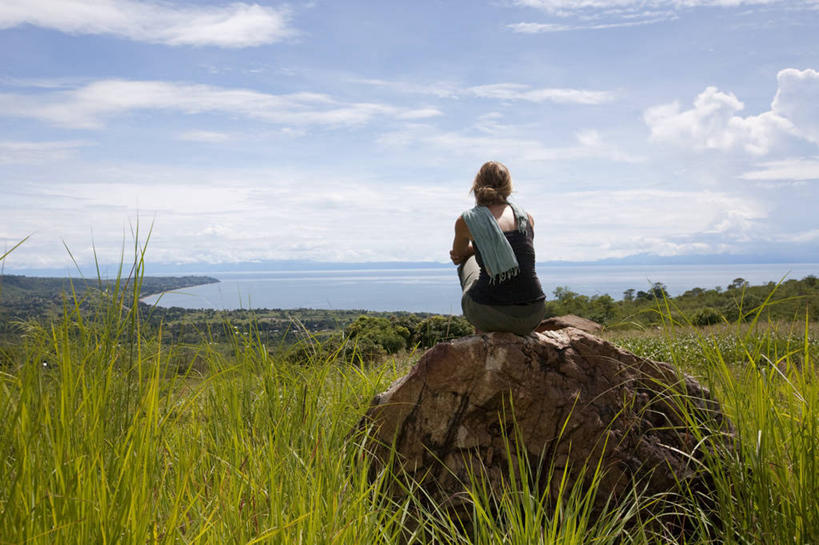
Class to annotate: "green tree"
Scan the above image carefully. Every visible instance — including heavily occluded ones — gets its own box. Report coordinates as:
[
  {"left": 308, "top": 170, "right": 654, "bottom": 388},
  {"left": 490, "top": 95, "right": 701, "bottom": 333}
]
[
  {"left": 412, "top": 315, "right": 473, "bottom": 348},
  {"left": 344, "top": 315, "right": 408, "bottom": 359},
  {"left": 728, "top": 277, "right": 749, "bottom": 290}
]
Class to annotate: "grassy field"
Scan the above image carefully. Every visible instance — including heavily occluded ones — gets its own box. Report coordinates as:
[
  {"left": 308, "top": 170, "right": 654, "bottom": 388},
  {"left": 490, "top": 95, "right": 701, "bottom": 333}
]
[{"left": 2, "top": 263, "right": 819, "bottom": 543}]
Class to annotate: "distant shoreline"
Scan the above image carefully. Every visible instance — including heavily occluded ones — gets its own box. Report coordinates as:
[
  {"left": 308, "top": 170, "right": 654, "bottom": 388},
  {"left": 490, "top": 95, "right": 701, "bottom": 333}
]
[
  {"left": 7, "top": 255, "right": 819, "bottom": 278},
  {"left": 137, "top": 276, "right": 220, "bottom": 300},
  {"left": 137, "top": 263, "right": 819, "bottom": 314}
]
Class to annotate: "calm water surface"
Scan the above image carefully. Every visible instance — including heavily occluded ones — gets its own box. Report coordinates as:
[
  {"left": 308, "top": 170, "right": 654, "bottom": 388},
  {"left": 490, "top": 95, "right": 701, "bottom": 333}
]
[{"left": 141, "top": 263, "right": 819, "bottom": 315}]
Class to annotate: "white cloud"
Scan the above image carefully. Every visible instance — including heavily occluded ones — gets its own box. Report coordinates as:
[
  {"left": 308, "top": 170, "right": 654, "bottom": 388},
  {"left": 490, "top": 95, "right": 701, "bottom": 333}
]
[
  {"left": 777, "top": 229, "right": 819, "bottom": 243},
  {"left": 468, "top": 83, "right": 615, "bottom": 104},
  {"left": 514, "top": 0, "right": 806, "bottom": 14},
  {"left": 643, "top": 74, "right": 815, "bottom": 154},
  {"left": 177, "top": 130, "right": 232, "bottom": 143},
  {"left": 0, "top": 140, "right": 91, "bottom": 164},
  {"left": 396, "top": 108, "right": 443, "bottom": 119},
  {"left": 740, "top": 157, "right": 819, "bottom": 180},
  {"left": 644, "top": 68, "right": 819, "bottom": 155},
  {"left": 771, "top": 68, "right": 819, "bottom": 144},
  {"left": 507, "top": 0, "right": 818, "bottom": 33},
  {"left": 0, "top": 79, "right": 437, "bottom": 129},
  {"left": 0, "top": 0, "right": 294, "bottom": 48},
  {"left": 354, "top": 78, "right": 615, "bottom": 105},
  {"left": 508, "top": 16, "right": 675, "bottom": 33}
]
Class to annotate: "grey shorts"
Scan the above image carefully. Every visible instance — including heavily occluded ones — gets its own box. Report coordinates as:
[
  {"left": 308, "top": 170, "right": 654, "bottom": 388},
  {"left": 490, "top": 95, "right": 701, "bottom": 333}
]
[{"left": 457, "top": 256, "right": 546, "bottom": 336}]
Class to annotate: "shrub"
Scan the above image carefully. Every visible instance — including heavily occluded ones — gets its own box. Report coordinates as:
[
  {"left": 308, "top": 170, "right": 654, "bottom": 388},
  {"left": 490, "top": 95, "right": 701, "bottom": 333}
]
[
  {"left": 692, "top": 307, "right": 721, "bottom": 326},
  {"left": 412, "top": 315, "right": 473, "bottom": 348},
  {"left": 344, "top": 315, "right": 408, "bottom": 356}
]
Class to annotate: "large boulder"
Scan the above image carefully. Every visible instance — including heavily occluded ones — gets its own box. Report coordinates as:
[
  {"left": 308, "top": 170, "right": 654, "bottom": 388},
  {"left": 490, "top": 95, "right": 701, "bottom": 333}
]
[
  {"left": 360, "top": 328, "right": 731, "bottom": 524},
  {"left": 536, "top": 314, "right": 602, "bottom": 334}
]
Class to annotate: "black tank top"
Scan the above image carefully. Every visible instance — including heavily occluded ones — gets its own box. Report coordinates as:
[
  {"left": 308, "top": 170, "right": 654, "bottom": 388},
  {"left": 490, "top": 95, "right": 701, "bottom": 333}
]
[{"left": 468, "top": 224, "right": 545, "bottom": 305}]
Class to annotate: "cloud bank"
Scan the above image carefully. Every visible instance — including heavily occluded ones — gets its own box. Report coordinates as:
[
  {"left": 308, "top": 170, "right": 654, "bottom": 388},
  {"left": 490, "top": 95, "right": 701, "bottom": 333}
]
[{"left": 0, "top": 164, "right": 770, "bottom": 268}]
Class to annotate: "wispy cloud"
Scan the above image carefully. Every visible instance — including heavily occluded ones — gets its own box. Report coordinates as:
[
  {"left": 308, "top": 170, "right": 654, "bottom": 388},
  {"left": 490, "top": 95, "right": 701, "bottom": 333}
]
[
  {"left": 740, "top": 157, "right": 819, "bottom": 180},
  {"left": 507, "top": 0, "right": 817, "bottom": 33},
  {"left": 0, "top": 76, "right": 92, "bottom": 89},
  {"left": 468, "top": 83, "right": 615, "bottom": 104},
  {"left": 0, "top": 0, "right": 294, "bottom": 48},
  {"left": 643, "top": 68, "right": 819, "bottom": 154},
  {"left": 0, "top": 140, "right": 91, "bottom": 164},
  {"left": 508, "top": 16, "right": 675, "bottom": 33},
  {"left": 177, "top": 130, "right": 232, "bottom": 143},
  {"left": 513, "top": 0, "right": 810, "bottom": 14},
  {"left": 397, "top": 108, "right": 444, "bottom": 119},
  {"left": 354, "top": 79, "right": 615, "bottom": 105},
  {"left": 777, "top": 229, "right": 819, "bottom": 243},
  {"left": 0, "top": 79, "right": 442, "bottom": 129}
]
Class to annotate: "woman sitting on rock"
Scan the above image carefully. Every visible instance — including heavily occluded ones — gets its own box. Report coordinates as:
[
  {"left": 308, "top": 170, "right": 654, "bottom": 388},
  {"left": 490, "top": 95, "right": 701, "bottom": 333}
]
[{"left": 450, "top": 161, "right": 546, "bottom": 335}]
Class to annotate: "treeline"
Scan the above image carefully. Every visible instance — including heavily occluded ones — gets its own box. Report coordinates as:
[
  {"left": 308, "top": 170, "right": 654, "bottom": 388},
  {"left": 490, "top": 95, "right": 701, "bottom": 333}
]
[
  {"left": 142, "top": 306, "right": 438, "bottom": 345},
  {"left": 320, "top": 275, "right": 818, "bottom": 361},
  {"left": 146, "top": 310, "right": 472, "bottom": 363},
  {"left": 545, "top": 275, "right": 819, "bottom": 327},
  {"left": 280, "top": 314, "right": 473, "bottom": 363}
]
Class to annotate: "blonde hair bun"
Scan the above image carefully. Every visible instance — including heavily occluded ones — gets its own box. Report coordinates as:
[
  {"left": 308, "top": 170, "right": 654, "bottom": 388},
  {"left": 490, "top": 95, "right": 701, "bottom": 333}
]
[{"left": 471, "top": 161, "right": 512, "bottom": 206}]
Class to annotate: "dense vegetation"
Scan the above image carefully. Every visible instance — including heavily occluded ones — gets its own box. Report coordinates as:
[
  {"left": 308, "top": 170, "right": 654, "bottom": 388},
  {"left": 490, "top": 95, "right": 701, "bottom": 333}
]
[
  {"left": 545, "top": 275, "right": 819, "bottom": 328},
  {"left": 2, "top": 257, "right": 819, "bottom": 544}
]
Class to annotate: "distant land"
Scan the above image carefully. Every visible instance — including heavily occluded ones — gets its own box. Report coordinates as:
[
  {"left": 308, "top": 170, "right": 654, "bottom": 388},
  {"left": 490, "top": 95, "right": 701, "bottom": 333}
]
[{"left": 4, "top": 252, "right": 819, "bottom": 277}]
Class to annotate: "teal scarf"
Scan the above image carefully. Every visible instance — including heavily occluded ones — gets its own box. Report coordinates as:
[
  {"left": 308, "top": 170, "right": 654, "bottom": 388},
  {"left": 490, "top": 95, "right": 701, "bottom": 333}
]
[{"left": 461, "top": 202, "right": 529, "bottom": 284}]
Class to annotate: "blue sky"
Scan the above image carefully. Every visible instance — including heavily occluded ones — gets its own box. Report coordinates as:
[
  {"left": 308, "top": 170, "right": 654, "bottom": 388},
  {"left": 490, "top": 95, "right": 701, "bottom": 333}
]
[{"left": 1, "top": 0, "right": 818, "bottom": 270}]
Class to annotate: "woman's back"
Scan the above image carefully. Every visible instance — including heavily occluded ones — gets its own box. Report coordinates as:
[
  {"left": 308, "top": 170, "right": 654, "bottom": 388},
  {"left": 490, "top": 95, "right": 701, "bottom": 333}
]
[{"left": 469, "top": 219, "right": 544, "bottom": 306}]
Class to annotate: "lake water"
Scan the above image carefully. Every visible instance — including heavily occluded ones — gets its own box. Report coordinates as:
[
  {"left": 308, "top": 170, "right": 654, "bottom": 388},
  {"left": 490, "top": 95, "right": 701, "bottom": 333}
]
[{"left": 141, "top": 263, "right": 819, "bottom": 315}]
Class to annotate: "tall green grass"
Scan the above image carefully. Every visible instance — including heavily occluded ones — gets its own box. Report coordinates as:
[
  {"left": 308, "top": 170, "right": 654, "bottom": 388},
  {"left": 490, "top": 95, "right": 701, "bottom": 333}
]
[
  {"left": 2, "top": 247, "right": 819, "bottom": 543},
  {"left": 610, "top": 298, "right": 819, "bottom": 543}
]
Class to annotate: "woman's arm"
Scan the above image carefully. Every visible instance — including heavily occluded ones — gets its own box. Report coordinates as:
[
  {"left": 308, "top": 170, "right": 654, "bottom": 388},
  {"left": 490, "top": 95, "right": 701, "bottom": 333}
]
[{"left": 450, "top": 216, "right": 474, "bottom": 265}]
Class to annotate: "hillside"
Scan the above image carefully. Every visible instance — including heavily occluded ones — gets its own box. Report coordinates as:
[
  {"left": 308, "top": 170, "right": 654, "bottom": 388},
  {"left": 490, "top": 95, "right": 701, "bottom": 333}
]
[{"left": 0, "top": 274, "right": 219, "bottom": 328}]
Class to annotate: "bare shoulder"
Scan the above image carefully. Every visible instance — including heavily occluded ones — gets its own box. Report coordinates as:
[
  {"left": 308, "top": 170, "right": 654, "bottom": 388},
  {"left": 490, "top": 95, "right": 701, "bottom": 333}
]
[
  {"left": 527, "top": 213, "right": 535, "bottom": 227},
  {"left": 454, "top": 215, "right": 471, "bottom": 238}
]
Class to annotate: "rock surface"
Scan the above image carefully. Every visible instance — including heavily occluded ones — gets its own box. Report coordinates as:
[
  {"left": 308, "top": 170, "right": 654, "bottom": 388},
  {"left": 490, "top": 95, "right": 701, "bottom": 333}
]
[
  {"left": 361, "top": 328, "right": 731, "bottom": 520},
  {"left": 536, "top": 314, "right": 602, "bottom": 334}
]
